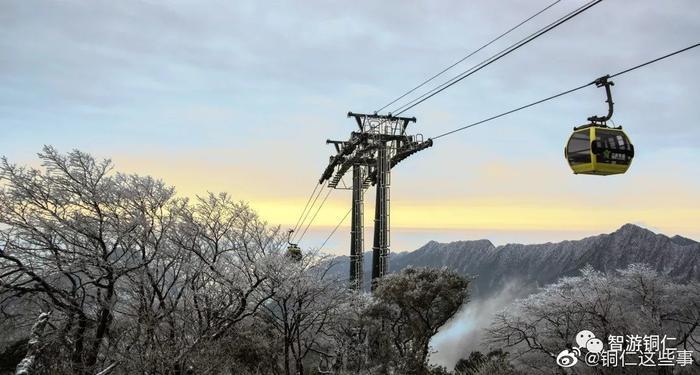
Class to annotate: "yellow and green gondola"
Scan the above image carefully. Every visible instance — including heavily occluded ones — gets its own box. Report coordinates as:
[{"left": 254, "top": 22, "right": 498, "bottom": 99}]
[{"left": 564, "top": 75, "right": 635, "bottom": 176}]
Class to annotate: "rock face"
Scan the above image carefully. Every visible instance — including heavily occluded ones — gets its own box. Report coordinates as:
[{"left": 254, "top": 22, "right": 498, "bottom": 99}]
[{"left": 331, "top": 224, "right": 700, "bottom": 296}]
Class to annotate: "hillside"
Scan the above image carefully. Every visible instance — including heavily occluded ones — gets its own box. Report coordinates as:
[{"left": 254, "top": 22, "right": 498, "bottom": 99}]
[{"left": 331, "top": 224, "right": 700, "bottom": 296}]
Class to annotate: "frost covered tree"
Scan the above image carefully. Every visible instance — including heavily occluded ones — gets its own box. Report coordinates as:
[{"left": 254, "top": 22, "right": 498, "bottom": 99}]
[
  {"left": 14, "top": 312, "right": 52, "bottom": 375},
  {"left": 261, "top": 252, "right": 349, "bottom": 375},
  {"left": 453, "top": 349, "right": 518, "bottom": 375},
  {"left": 1, "top": 148, "right": 475, "bottom": 375},
  {"left": 487, "top": 264, "right": 700, "bottom": 373},
  {"left": 0, "top": 148, "right": 284, "bottom": 374},
  {"left": 116, "top": 192, "right": 283, "bottom": 373},
  {"left": 0, "top": 146, "right": 184, "bottom": 374},
  {"left": 368, "top": 267, "right": 471, "bottom": 375},
  {"left": 324, "top": 292, "right": 376, "bottom": 374}
]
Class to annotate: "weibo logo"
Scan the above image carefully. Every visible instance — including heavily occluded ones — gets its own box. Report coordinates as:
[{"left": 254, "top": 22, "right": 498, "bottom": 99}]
[{"left": 556, "top": 330, "right": 604, "bottom": 367}]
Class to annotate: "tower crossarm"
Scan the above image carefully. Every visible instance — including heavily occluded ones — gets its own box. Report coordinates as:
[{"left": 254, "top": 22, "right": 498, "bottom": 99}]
[
  {"left": 328, "top": 151, "right": 375, "bottom": 188},
  {"left": 347, "top": 111, "right": 416, "bottom": 135},
  {"left": 391, "top": 137, "right": 433, "bottom": 168},
  {"left": 319, "top": 132, "right": 368, "bottom": 184},
  {"left": 363, "top": 137, "right": 433, "bottom": 186}
]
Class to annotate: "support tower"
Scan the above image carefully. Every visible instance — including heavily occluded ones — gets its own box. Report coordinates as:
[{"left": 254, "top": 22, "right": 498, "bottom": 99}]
[{"left": 320, "top": 112, "right": 432, "bottom": 291}]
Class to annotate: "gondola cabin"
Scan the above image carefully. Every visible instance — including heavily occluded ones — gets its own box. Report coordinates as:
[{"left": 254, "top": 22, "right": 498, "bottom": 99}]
[
  {"left": 565, "top": 124, "right": 634, "bottom": 175},
  {"left": 286, "top": 244, "right": 303, "bottom": 262}
]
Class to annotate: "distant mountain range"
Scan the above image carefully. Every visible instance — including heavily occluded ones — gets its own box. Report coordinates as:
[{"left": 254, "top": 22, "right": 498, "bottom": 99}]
[{"left": 330, "top": 224, "right": 700, "bottom": 296}]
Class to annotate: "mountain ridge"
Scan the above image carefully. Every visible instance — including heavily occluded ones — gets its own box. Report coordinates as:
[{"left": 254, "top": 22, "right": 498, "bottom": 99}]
[{"left": 329, "top": 224, "right": 700, "bottom": 296}]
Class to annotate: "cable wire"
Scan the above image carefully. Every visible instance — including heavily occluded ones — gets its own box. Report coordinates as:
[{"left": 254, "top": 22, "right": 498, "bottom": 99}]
[
  {"left": 391, "top": 0, "right": 600, "bottom": 115},
  {"left": 609, "top": 42, "right": 700, "bottom": 78},
  {"left": 318, "top": 208, "right": 352, "bottom": 252},
  {"left": 292, "top": 181, "right": 321, "bottom": 234},
  {"left": 431, "top": 42, "right": 700, "bottom": 140},
  {"left": 392, "top": 0, "right": 602, "bottom": 116},
  {"left": 292, "top": 181, "right": 327, "bottom": 243},
  {"left": 432, "top": 84, "right": 590, "bottom": 139},
  {"left": 297, "top": 186, "right": 334, "bottom": 243},
  {"left": 375, "top": 0, "right": 562, "bottom": 114},
  {"left": 392, "top": 0, "right": 600, "bottom": 115}
]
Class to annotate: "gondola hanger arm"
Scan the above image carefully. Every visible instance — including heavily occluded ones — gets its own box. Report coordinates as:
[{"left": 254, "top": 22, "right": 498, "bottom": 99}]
[{"left": 587, "top": 75, "right": 614, "bottom": 124}]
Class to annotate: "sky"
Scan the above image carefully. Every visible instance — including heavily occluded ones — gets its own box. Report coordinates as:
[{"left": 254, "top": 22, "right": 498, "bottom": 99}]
[{"left": 1, "top": 0, "right": 699, "bottom": 254}]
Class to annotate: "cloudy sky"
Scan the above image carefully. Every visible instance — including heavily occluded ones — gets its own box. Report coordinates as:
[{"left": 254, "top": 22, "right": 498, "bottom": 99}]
[{"left": 1, "top": 0, "right": 699, "bottom": 254}]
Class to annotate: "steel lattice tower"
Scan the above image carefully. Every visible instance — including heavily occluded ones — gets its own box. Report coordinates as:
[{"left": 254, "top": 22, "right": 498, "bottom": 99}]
[{"left": 320, "top": 112, "right": 432, "bottom": 291}]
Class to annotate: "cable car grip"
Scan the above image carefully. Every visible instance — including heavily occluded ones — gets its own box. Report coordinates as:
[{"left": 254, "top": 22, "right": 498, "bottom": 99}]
[{"left": 587, "top": 75, "right": 615, "bottom": 124}]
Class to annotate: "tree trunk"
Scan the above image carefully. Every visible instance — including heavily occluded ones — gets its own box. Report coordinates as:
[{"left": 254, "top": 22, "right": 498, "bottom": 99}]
[
  {"left": 85, "top": 275, "right": 116, "bottom": 371},
  {"left": 15, "top": 312, "right": 51, "bottom": 375},
  {"left": 283, "top": 341, "right": 291, "bottom": 375},
  {"left": 72, "top": 314, "right": 88, "bottom": 372}
]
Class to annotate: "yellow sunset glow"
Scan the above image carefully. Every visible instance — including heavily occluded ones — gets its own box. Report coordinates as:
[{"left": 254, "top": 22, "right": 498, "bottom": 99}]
[
  {"left": 110, "top": 151, "right": 700, "bottom": 242},
  {"left": 254, "top": 199, "right": 699, "bottom": 234}
]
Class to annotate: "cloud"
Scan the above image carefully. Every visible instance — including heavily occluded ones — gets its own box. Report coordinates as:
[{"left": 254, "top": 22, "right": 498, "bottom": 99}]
[{"left": 430, "top": 282, "right": 524, "bottom": 370}]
